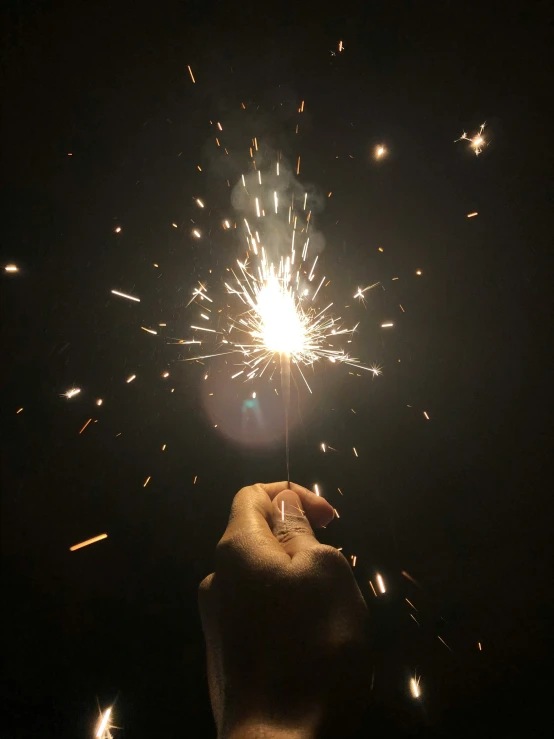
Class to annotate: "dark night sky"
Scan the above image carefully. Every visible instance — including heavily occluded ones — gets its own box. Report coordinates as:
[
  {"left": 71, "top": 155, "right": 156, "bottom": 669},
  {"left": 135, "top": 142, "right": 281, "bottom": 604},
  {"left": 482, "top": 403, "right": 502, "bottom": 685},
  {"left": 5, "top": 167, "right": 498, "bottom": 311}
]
[{"left": 2, "top": 1, "right": 553, "bottom": 737}]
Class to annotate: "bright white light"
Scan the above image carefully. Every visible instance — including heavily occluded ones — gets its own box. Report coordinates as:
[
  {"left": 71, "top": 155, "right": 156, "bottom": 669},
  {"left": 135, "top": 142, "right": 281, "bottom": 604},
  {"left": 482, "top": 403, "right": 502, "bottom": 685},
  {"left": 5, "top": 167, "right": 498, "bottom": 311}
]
[
  {"left": 255, "top": 279, "right": 304, "bottom": 355},
  {"left": 376, "top": 573, "right": 386, "bottom": 593},
  {"left": 4, "top": 264, "right": 19, "bottom": 273},
  {"left": 410, "top": 677, "right": 421, "bottom": 699},
  {"left": 96, "top": 707, "right": 112, "bottom": 738}
]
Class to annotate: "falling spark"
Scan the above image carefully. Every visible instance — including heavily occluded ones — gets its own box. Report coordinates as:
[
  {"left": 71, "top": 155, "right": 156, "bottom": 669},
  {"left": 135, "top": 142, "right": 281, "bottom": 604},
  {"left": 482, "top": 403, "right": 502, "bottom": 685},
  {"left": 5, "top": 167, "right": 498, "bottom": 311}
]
[
  {"left": 337, "top": 487, "right": 343, "bottom": 495},
  {"left": 16, "top": 407, "right": 24, "bottom": 414},
  {"left": 252, "top": 391, "right": 256, "bottom": 398},
  {"left": 281, "top": 500, "right": 285, "bottom": 521},
  {"left": 410, "top": 613, "right": 421, "bottom": 626},
  {"left": 467, "top": 212, "right": 478, "bottom": 218},
  {"left": 423, "top": 411, "right": 430, "bottom": 420},
  {"left": 320, "top": 442, "right": 326, "bottom": 452},
  {"left": 114, "top": 226, "right": 122, "bottom": 233},
  {"left": 376, "top": 573, "right": 386, "bottom": 594},
  {"left": 111, "top": 289, "right": 140, "bottom": 303},
  {"left": 141, "top": 326, "right": 157, "bottom": 335},
  {"left": 369, "top": 580, "right": 377, "bottom": 597},
  {"left": 161, "top": 444, "right": 166, "bottom": 451},
  {"left": 274, "top": 191, "right": 278, "bottom": 213},
  {"left": 313, "top": 484, "right": 320, "bottom": 496},
  {"left": 296, "top": 156, "right": 301, "bottom": 175},
  {"left": 381, "top": 322, "right": 394, "bottom": 328},
  {"left": 353, "top": 447, "right": 358, "bottom": 457},
  {"left": 338, "top": 40, "right": 344, "bottom": 52},
  {"left": 401, "top": 570, "right": 420, "bottom": 586},
  {"left": 456, "top": 122, "right": 486, "bottom": 155},
  {"left": 478, "top": 642, "right": 482, "bottom": 651},
  {"left": 187, "top": 65, "right": 196, "bottom": 83},
  {"left": 334, "top": 508, "right": 340, "bottom": 518},
  {"left": 70, "top": 533, "right": 108, "bottom": 552},
  {"left": 162, "top": 372, "right": 170, "bottom": 378},
  {"left": 79, "top": 418, "right": 92, "bottom": 434},
  {"left": 95, "top": 706, "right": 112, "bottom": 738},
  {"left": 196, "top": 198, "right": 205, "bottom": 208},
  {"left": 416, "top": 270, "right": 422, "bottom": 276},
  {"left": 126, "top": 375, "right": 136, "bottom": 383},
  {"left": 438, "top": 635, "right": 453, "bottom": 652},
  {"left": 193, "top": 475, "right": 198, "bottom": 484},
  {"left": 375, "top": 145, "right": 386, "bottom": 159},
  {"left": 192, "top": 229, "right": 201, "bottom": 238},
  {"left": 143, "top": 476, "right": 151, "bottom": 487},
  {"left": 410, "top": 677, "right": 422, "bottom": 699},
  {"left": 405, "top": 598, "right": 418, "bottom": 611},
  {"left": 351, "top": 555, "right": 357, "bottom": 567},
  {"left": 4, "top": 264, "right": 19, "bottom": 273},
  {"left": 64, "top": 388, "right": 81, "bottom": 399},
  {"left": 172, "top": 222, "right": 178, "bottom": 228}
]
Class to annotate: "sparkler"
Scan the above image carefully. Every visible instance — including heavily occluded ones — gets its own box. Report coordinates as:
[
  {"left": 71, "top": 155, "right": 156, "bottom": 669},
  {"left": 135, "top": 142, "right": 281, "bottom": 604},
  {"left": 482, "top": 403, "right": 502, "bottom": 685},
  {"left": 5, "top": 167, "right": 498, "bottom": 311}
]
[
  {"left": 182, "top": 166, "right": 381, "bottom": 481},
  {"left": 456, "top": 122, "right": 486, "bottom": 155}
]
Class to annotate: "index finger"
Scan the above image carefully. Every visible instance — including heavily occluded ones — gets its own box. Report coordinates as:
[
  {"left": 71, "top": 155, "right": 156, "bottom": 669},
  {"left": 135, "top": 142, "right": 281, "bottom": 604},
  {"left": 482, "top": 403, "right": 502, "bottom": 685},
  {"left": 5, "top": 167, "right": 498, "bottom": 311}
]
[{"left": 217, "top": 484, "right": 290, "bottom": 571}]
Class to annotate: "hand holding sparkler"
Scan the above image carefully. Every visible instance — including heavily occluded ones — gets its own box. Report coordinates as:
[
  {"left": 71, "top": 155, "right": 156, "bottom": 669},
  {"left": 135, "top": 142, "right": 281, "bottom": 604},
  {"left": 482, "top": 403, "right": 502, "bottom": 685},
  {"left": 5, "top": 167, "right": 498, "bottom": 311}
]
[{"left": 199, "top": 482, "right": 370, "bottom": 739}]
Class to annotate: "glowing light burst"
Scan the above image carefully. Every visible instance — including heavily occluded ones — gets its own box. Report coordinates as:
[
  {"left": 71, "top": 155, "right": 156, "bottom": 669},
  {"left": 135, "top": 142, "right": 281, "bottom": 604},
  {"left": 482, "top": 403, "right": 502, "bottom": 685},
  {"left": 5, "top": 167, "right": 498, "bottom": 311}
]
[{"left": 456, "top": 122, "right": 486, "bottom": 155}]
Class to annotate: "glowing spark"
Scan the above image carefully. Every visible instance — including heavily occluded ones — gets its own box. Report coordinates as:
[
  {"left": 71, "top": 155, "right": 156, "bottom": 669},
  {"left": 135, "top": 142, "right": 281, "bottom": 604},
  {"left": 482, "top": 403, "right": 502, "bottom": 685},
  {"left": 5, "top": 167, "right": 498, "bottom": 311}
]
[
  {"left": 111, "top": 289, "right": 140, "bottom": 303},
  {"left": 4, "top": 264, "right": 19, "bottom": 273},
  {"left": 126, "top": 374, "right": 136, "bottom": 383},
  {"left": 162, "top": 372, "right": 170, "bottom": 378},
  {"left": 352, "top": 555, "right": 357, "bottom": 567},
  {"left": 141, "top": 326, "right": 157, "bottom": 335},
  {"left": 423, "top": 411, "right": 430, "bottom": 420},
  {"left": 70, "top": 533, "right": 108, "bottom": 552},
  {"left": 313, "top": 484, "right": 320, "bottom": 496},
  {"left": 375, "top": 145, "right": 386, "bottom": 159},
  {"left": 337, "top": 487, "right": 343, "bottom": 495},
  {"left": 438, "top": 635, "right": 453, "bottom": 652},
  {"left": 172, "top": 222, "right": 178, "bottom": 228},
  {"left": 95, "top": 706, "right": 112, "bottom": 738},
  {"left": 405, "top": 598, "right": 418, "bottom": 611},
  {"left": 193, "top": 475, "right": 198, "bottom": 484},
  {"left": 143, "top": 476, "right": 151, "bottom": 487},
  {"left": 255, "top": 198, "right": 261, "bottom": 218},
  {"left": 410, "top": 677, "right": 421, "bottom": 699},
  {"left": 162, "top": 444, "right": 166, "bottom": 450},
  {"left": 274, "top": 191, "right": 278, "bottom": 213},
  {"left": 369, "top": 580, "right": 377, "bottom": 597},
  {"left": 281, "top": 500, "right": 285, "bottom": 521},
  {"left": 334, "top": 508, "right": 340, "bottom": 518},
  {"left": 114, "top": 226, "right": 122, "bottom": 233},
  {"left": 192, "top": 229, "right": 201, "bottom": 238},
  {"left": 467, "top": 212, "right": 478, "bottom": 218},
  {"left": 296, "top": 156, "right": 301, "bottom": 175},
  {"left": 187, "top": 65, "right": 196, "bottom": 83},
  {"left": 338, "top": 40, "right": 344, "bottom": 52},
  {"left": 381, "top": 322, "right": 394, "bottom": 328},
  {"left": 376, "top": 573, "right": 386, "bottom": 594},
  {"left": 456, "top": 122, "right": 486, "bottom": 155},
  {"left": 478, "top": 642, "right": 482, "bottom": 651},
  {"left": 79, "top": 418, "right": 92, "bottom": 434},
  {"left": 64, "top": 388, "right": 81, "bottom": 399},
  {"left": 321, "top": 442, "right": 326, "bottom": 452},
  {"left": 196, "top": 198, "right": 205, "bottom": 208},
  {"left": 231, "top": 370, "right": 244, "bottom": 379},
  {"left": 16, "top": 407, "right": 23, "bottom": 414},
  {"left": 252, "top": 391, "right": 256, "bottom": 398},
  {"left": 353, "top": 447, "right": 358, "bottom": 457},
  {"left": 416, "top": 270, "right": 422, "bottom": 275}
]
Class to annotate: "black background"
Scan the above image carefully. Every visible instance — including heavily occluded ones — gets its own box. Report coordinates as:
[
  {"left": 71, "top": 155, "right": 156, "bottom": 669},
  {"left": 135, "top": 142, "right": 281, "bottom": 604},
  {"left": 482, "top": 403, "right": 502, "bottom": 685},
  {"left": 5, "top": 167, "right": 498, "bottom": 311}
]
[{"left": 2, "top": 1, "right": 552, "bottom": 737}]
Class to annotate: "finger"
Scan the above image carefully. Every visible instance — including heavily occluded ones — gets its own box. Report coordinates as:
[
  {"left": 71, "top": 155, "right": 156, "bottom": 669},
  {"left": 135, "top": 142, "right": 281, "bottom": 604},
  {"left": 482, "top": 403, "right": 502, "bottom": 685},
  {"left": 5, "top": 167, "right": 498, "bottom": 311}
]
[
  {"left": 217, "top": 484, "right": 290, "bottom": 572},
  {"left": 262, "top": 481, "right": 335, "bottom": 529},
  {"left": 271, "top": 489, "right": 320, "bottom": 558}
]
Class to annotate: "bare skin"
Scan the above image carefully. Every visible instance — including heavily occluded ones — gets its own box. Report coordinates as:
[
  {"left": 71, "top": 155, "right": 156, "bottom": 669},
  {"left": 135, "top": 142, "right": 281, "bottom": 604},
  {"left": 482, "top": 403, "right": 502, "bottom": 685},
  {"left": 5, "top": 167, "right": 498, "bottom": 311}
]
[{"left": 199, "top": 482, "right": 370, "bottom": 739}]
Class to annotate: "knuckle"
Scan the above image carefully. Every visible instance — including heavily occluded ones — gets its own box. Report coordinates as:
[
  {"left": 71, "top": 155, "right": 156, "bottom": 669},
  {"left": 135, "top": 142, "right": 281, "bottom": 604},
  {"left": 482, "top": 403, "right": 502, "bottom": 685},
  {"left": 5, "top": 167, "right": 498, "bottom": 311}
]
[{"left": 308, "top": 544, "right": 350, "bottom": 574}]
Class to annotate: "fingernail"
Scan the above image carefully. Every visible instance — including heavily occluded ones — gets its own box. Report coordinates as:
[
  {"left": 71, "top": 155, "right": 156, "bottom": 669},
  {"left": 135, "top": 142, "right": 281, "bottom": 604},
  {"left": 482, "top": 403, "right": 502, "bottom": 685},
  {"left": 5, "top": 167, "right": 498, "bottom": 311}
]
[{"left": 274, "top": 490, "right": 305, "bottom": 520}]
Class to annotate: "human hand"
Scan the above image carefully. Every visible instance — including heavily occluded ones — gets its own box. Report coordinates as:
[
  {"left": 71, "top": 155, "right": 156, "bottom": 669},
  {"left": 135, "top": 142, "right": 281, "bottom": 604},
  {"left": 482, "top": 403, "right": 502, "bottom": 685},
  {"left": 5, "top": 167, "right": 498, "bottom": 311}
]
[{"left": 199, "top": 482, "right": 370, "bottom": 739}]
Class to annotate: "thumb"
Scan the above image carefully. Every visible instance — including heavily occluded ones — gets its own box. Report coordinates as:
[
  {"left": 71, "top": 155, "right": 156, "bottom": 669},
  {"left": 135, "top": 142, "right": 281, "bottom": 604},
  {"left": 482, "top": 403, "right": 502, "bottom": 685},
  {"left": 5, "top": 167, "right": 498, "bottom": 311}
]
[{"left": 271, "top": 489, "right": 319, "bottom": 558}]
